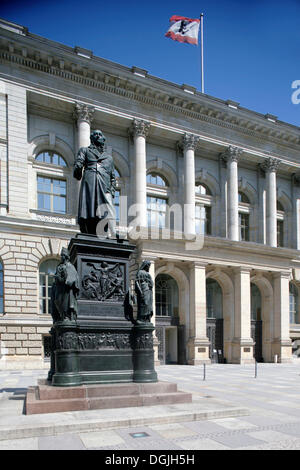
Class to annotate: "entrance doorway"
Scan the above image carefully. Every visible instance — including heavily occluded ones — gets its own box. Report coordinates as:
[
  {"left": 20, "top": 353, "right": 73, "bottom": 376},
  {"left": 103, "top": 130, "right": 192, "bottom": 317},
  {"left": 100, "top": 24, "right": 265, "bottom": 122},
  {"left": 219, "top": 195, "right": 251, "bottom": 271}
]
[
  {"left": 155, "top": 274, "right": 185, "bottom": 364},
  {"left": 206, "top": 278, "right": 224, "bottom": 363},
  {"left": 251, "top": 283, "right": 263, "bottom": 362}
]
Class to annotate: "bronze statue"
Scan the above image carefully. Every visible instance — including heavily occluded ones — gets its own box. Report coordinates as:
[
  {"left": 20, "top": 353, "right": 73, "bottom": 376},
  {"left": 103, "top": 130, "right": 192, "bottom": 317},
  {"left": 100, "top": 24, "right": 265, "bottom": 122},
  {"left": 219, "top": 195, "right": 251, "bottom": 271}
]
[
  {"left": 135, "top": 261, "right": 153, "bottom": 324},
  {"left": 50, "top": 247, "right": 79, "bottom": 322},
  {"left": 73, "top": 129, "right": 116, "bottom": 235}
]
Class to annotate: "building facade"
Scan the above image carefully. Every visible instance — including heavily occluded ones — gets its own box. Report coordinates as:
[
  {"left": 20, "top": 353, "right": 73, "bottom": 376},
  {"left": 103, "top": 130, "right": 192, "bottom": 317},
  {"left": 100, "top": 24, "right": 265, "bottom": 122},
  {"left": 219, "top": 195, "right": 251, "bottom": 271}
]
[{"left": 0, "top": 18, "right": 300, "bottom": 369}]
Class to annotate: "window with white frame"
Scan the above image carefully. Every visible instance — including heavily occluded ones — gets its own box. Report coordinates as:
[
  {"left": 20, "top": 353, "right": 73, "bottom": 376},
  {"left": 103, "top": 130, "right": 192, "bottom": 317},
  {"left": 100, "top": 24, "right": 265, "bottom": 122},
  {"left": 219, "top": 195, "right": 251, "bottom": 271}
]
[
  {"left": 114, "top": 167, "right": 121, "bottom": 223},
  {"left": 289, "top": 283, "right": 299, "bottom": 324},
  {"left": 34, "top": 151, "right": 69, "bottom": 215},
  {"left": 277, "top": 200, "right": 285, "bottom": 247},
  {"left": 195, "top": 183, "right": 212, "bottom": 235},
  {"left": 146, "top": 172, "right": 169, "bottom": 229},
  {"left": 238, "top": 191, "right": 250, "bottom": 241},
  {"left": 39, "top": 259, "right": 59, "bottom": 315}
]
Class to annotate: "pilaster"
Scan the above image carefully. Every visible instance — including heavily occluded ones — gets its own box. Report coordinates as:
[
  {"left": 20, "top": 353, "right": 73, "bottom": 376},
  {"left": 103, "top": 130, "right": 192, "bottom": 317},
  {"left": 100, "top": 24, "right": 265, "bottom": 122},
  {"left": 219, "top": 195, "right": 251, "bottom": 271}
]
[
  {"left": 232, "top": 267, "right": 255, "bottom": 364},
  {"left": 188, "top": 261, "right": 210, "bottom": 365},
  {"left": 272, "top": 271, "right": 292, "bottom": 363}
]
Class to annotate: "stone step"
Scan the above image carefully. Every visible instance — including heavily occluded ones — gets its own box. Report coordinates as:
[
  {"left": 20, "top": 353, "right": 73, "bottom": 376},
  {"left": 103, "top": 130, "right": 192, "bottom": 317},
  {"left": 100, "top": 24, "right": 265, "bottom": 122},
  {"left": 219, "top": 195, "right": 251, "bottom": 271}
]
[
  {"left": 25, "top": 381, "right": 192, "bottom": 415},
  {"left": 37, "top": 380, "right": 178, "bottom": 400}
]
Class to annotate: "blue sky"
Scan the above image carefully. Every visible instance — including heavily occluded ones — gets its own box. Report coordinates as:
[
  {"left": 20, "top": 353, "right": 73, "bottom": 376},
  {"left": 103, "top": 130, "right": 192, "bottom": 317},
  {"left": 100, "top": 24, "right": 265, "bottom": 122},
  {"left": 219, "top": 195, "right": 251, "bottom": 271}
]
[{"left": 1, "top": 0, "right": 300, "bottom": 127}]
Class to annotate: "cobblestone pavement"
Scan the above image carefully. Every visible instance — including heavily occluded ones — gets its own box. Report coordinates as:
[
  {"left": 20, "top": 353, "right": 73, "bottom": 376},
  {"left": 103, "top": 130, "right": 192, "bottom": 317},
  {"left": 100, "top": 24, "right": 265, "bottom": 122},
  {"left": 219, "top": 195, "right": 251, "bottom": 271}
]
[{"left": 1, "top": 361, "right": 300, "bottom": 450}]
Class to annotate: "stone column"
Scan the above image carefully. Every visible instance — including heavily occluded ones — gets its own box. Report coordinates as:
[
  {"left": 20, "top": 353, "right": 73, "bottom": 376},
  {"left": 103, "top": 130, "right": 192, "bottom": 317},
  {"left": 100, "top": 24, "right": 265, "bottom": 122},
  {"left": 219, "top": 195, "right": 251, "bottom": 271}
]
[
  {"left": 221, "top": 146, "right": 243, "bottom": 241},
  {"left": 232, "top": 267, "right": 255, "bottom": 364},
  {"left": 272, "top": 272, "right": 292, "bottom": 362},
  {"left": 130, "top": 119, "right": 150, "bottom": 228},
  {"left": 188, "top": 262, "right": 210, "bottom": 364},
  {"left": 182, "top": 133, "right": 199, "bottom": 237},
  {"left": 292, "top": 174, "right": 300, "bottom": 250},
  {"left": 73, "top": 103, "right": 95, "bottom": 217},
  {"left": 261, "top": 157, "right": 281, "bottom": 247},
  {"left": 74, "top": 103, "right": 95, "bottom": 150}
]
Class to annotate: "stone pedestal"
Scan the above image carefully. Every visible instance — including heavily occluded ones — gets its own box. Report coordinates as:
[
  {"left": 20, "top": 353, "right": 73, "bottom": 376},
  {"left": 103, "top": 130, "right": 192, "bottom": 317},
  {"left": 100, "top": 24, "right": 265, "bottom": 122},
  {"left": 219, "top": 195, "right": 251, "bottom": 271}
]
[
  {"left": 48, "top": 234, "right": 158, "bottom": 386},
  {"left": 132, "top": 323, "right": 157, "bottom": 383},
  {"left": 25, "top": 380, "right": 192, "bottom": 415}
]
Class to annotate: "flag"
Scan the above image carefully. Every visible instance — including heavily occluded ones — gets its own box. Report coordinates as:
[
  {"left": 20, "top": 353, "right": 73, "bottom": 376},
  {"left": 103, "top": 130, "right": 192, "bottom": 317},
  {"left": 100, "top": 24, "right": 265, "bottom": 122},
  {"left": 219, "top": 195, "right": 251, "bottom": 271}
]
[{"left": 165, "top": 15, "right": 200, "bottom": 45}]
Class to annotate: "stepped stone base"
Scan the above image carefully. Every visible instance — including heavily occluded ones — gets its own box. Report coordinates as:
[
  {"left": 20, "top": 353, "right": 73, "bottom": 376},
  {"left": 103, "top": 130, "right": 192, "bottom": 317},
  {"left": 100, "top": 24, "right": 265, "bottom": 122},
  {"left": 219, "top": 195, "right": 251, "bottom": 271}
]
[{"left": 25, "top": 380, "right": 192, "bottom": 415}]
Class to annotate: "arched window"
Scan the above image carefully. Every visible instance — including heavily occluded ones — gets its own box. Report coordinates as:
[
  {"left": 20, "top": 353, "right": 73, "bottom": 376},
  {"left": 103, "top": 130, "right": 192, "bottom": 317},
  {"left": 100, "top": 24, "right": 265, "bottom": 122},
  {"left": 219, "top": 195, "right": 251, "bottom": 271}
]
[
  {"left": 277, "top": 201, "right": 285, "bottom": 247},
  {"left": 238, "top": 191, "right": 250, "bottom": 241},
  {"left": 34, "top": 151, "right": 69, "bottom": 215},
  {"left": 147, "top": 173, "right": 167, "bottom": 187},
  {"left": 147, "top": 172, "right": 169, "bottom": 228},
  {"left": 35, "top": 151, "right": 67, "bottom": 167},
  {"left": 0, "top": 261, "right": 3, "bottom": 314},
  {"left": 290, "top": 283, "right": 299, "bottom": 324},
  {"left": 39, "top": 259, "right": 59, "bottom": 315},
  {"left": 195, "top": 183, "right": 211, "bottom": 195},
  {"left": 195, "top": 182, "right": 212, "bottom": 235},
  {"left": 155, "top": 274, "right": 179, "bottom": 317}
]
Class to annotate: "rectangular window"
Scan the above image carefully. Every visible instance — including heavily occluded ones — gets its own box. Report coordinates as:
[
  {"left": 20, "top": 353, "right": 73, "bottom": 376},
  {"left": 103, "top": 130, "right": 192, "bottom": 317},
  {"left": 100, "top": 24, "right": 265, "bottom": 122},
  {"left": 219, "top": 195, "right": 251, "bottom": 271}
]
[
  {"left": 147, "top": 196, "right": 167, "bottom": 228},
  {"left": 195, "top": 205, "right": 211, "bottom": 235},
  {"left": 114, "top": 189, "right": 120, "bottom": 223},
  {"left": 239, "top": 213, "right": 249, "bottom": 241},
  {"left": 277, "top": 220, "right": 284, "bottom": 247},
  {"left": 37, "top": 176, "right": 66, "bottom": 214},
  {"left": 39, "top": 272, "right": 55, "bottom": 314}
]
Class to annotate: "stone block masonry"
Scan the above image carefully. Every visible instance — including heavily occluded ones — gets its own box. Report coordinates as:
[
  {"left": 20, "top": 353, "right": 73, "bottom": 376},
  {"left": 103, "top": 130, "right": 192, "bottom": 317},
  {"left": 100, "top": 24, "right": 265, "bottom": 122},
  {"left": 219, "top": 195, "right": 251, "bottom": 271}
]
[{"left": 0, "top": 233, "right": 70, "bottom": 369}]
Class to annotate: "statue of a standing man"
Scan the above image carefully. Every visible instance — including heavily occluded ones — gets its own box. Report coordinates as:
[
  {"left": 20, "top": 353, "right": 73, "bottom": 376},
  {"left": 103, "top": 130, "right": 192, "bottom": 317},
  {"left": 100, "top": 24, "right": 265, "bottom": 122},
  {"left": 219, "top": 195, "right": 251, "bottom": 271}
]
[{"left": 73, "top": 129, "right": 116, "bottom": 236}]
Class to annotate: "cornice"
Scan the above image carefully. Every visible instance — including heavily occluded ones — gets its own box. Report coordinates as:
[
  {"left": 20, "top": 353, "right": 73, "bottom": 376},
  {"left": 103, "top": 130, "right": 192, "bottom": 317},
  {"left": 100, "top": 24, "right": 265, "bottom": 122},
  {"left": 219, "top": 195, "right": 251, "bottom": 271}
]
[{"left": 0, "top": 38, "right": 300, "bottom": 153}]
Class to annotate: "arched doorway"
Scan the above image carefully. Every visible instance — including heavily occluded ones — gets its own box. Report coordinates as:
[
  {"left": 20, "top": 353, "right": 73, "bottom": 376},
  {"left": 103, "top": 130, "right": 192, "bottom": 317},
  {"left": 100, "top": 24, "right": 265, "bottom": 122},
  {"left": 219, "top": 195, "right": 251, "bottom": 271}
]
[
  {"left": 206, "top": 278, "right": 224, "bottom": 363},
  {"left": 155, "top": 274, "right": 183, "bottom": 364},
  {"left": 251, "top": 283, "right": 263, "bottom": 362}
]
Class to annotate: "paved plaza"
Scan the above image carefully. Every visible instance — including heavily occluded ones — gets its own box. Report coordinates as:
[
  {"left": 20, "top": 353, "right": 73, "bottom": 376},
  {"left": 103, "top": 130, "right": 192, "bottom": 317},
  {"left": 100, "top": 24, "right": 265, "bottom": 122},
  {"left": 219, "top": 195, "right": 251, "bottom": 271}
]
[{"left": 1, "top": 361, "right": 300, "bottom": 450}]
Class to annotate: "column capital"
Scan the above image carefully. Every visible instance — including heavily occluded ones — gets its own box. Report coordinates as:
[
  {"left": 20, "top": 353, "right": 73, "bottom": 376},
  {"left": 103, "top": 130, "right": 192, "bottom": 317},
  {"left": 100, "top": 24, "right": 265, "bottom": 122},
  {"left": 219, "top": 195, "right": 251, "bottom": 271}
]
[
  {"left": 220, "top": 145, "right": 243, "bottom": 164},
  {"left": 130, "top": 119, "right": 151, "bottom": 138},
  {"left": 273, "top": 271, "right": 291, "bottom": 280},
  {"left": 182, "top": 133, "right": 200, "bottom": 151},
  {"left": 260, "top": 157, "right": 281, "bottom": 173},
  {"left": 74, "top": 102, "right": 95, "bottom": 124}
]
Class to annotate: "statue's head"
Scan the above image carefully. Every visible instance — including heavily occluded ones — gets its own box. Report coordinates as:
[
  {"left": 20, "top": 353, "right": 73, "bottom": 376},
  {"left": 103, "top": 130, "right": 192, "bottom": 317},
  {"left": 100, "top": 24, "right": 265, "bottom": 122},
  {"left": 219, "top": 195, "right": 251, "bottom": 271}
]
[
  {"left": 140, "top": 260, "right": 151, "bottom": 272},
  {"left": 90, "top": 129, "right": 106, "bottom": 148},
  {"left": 61, "top": 247, "right": 70, "bottom": 261}
]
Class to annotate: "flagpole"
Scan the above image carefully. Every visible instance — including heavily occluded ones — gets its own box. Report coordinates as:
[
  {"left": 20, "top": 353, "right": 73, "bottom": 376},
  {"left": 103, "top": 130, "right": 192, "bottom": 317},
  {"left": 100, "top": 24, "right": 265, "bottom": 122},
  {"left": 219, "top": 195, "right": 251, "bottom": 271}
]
[{"left": 200, "top": 13, "right": 204, "bottom": 93}]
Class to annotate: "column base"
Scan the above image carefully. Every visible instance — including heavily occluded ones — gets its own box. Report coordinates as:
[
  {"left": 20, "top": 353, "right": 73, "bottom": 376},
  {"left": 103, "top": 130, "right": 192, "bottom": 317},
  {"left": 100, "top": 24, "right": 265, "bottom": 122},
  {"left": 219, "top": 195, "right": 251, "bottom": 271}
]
[
  {"left": 271, "top": 339, "right": 292, "bottom": 363},
  {"left": 187, "top": 337, "right": 211, "bottom": 365},
  {"left": 230, "top": 338, "right": 255, "bottom": 364}
]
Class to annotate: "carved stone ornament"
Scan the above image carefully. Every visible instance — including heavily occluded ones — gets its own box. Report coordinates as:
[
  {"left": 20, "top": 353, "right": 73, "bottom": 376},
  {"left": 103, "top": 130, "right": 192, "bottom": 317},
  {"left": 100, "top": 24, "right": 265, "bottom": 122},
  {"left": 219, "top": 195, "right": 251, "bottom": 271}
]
[
  {"left": 74, "top": 102, "right": 95, "bottom": 124},
  {"left": 130, "top": 119, "right": 151, "bottom": 138},
  {"left": 260, "top": 157, "right": 281, "bottom": 173},
  {"left": 134, "top": 332, "right": 154, "bottom": 350},
  {"left": 56, "top": 331, "right": 132, "bottom": 350},
  {"left": 221, "top": 145, "right": 243, "bottom": 164},
  {"left": 182, "top": 133, "right": 200, "bottom": 151},
  {"left": 81, "top": 261, "right": 125, "bottom": 301}
]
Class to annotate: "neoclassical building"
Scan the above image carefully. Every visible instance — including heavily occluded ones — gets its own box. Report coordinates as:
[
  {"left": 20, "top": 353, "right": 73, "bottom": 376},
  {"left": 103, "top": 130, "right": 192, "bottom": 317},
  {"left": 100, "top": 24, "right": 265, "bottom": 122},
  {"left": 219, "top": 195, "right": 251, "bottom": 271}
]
[{"left": 0, "top": 18, "right": 300, "bottom": 369}]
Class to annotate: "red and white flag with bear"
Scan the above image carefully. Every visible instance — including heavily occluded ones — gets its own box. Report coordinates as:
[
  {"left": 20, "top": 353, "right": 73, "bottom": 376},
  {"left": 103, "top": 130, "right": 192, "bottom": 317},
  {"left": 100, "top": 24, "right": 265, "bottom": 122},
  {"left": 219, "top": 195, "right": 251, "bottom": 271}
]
[{"left": 165, "top": 15, "right": 200, "bottom": 45}]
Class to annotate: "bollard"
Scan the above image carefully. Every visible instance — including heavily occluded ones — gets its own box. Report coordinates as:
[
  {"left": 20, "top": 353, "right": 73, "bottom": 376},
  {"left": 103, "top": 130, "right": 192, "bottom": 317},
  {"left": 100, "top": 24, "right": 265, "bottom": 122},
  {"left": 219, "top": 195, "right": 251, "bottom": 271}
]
[
  {"left": 254, "top": 360, "right": 257, "bottom": 378},
  {"left": 274, "top": 354, "right": 278, "bottom": 364},
  {"left": 203, "top": 363, "right": 206, "bottom": 381}
]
